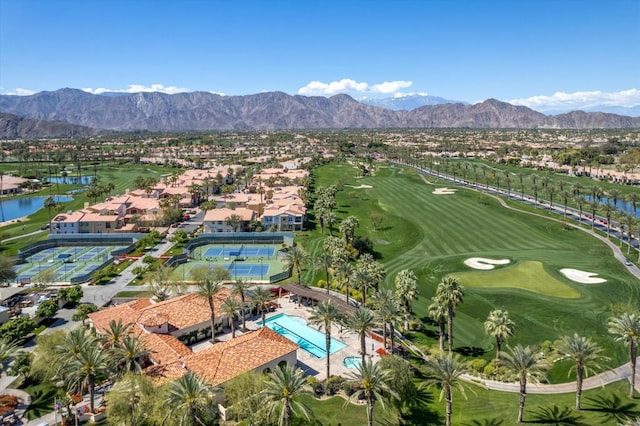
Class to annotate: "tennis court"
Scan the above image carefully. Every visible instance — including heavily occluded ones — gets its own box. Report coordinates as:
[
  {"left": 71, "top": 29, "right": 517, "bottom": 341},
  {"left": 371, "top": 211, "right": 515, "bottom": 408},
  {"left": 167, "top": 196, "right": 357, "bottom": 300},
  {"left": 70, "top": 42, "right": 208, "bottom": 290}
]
[
  {"left": 226, "top": 263, "right": 269, "bottom": 278},
  {"left": 203, "top": 245, "right": 275, "bottom": 258},
  {"left": 13, "top": 244, "right": 128, "bottom": 284}
]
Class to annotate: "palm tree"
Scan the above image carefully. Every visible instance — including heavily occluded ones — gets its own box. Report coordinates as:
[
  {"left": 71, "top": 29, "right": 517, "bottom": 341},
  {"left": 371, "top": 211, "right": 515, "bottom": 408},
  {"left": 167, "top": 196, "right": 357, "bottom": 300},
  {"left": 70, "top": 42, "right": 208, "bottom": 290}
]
[
  {"left": 483, "top": 309, "right": 515, "bottom": 359},
  {"left": 351, "top": 268, "right": 372, "bottom": 306},
  {"left": 557, "top": 333, "right": 607, "bottom": 409},
  {"left": 62, "top": 340, "right": 111, "bottom": 413},
  {"left": 196, "top": 278, "right": 224, "bottom": 343},
  {"left": 346, "top": 359, "right": 397, "bottom": 426},
  {"left": 335, "top": 261, "right": 354, "bottom": 305},
  {"left": 101, "top": 319, "right": 132, "bottom": 349},
  {"left": 283, "top": 246, "right": 307, "bottom": 283},
  {"left": 308, "top": 301, "right": 341, "bottom": 379},
  {"left": 345, "top": 307, "right": 377, "bottom": 363},
  {"left": 423, "top": 353, "right": 468, "bottom": 426},
  {"left": 373, "top": 289, "right": 402, "bottom": 353},
  {"left": 607, "top": 188, "right": 621, "bottom": 209},
  {"left": 589, "top": 200, "right": 600, "bottom": 229},
  {"left": 608, "top": 312, "right": 640, "bottom": 398},
  {"left": 436, "top": 276, "right": 464, "bottom": 353},
  {"left": 221, "top": 297, "right": 242, "bottom": 338},
  {"left": 428, "top": 296, "right": 448, "bottom": 352},
  {"left": 627, "top": 192, "right": 639, "bottom": 218},
  {"left": 251, "top": 286, "right": 273, "bottom": 327},
  {"left": 314, "top": 252, "right": 333, "bottom": 294},
  {"left": 500, "top": 345, "right": 548, "bottom": 423},
  {"left": 394, "top": 269, "right": 419, "bottom": 331},
  {"left": 111, "top": 335, "right": 150, "bottom": 376},
  {"left": 232, "top": 279, "right": 251, "bottom": 331},
  {"left": 0, "top": 338, "right": 22, "bottom": 375},
  {"left": 165, "top": 371, "right": 216, "bottom": 426},
  {"left": 262, "top": 364, "right": 311, "bottom": 426}
]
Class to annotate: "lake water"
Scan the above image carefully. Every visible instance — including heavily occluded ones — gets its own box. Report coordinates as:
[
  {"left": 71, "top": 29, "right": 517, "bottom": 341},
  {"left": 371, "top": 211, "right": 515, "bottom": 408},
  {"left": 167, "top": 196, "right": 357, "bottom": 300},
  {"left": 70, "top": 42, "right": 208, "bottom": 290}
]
[
  {"left": 0, "top": 195, "right": 73, "bottom": 222},
  {"left": 583, "top": 195, "right": 639, "bottom": 218},
  {"left": 46, "top": 176, "right": 95, "bottom": 185}
]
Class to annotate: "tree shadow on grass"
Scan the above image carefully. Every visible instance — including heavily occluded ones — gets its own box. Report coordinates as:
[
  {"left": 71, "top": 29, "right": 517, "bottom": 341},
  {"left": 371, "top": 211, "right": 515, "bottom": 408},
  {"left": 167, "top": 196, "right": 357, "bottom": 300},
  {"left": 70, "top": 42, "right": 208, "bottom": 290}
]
[
  {"left": 462, "top": 419, "right": 505, "bottom": 426},
  {"left": 524, "top": 404, "right": 590, "bottom": 425},
  {"left": 402, "top": 387, "right": 442, "bottom": 425},
  {"left": 581, "top": 393, "right": 640, "bottom": 423},
  {"left": 23, "top": 384, "right": 57, "bottom": 420},
  {"left": 454, "top": 346, "right": 486, "bottom": 357}
]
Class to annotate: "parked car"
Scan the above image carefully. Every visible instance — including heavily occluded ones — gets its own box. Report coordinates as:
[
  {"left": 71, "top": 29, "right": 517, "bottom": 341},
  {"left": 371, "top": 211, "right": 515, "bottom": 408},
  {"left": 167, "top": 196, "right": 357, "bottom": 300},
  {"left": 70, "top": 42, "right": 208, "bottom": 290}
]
[
  {"left": 624, "top": 258, "right": 632, "bottom": 266},
  {"left": 40, "top": 223, "right": 50, "bottom": 230}
]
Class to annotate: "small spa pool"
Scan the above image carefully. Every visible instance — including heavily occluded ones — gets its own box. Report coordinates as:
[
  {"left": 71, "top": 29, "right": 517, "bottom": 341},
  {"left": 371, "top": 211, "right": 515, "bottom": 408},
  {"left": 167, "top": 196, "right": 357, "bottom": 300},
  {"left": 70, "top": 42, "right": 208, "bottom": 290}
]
[{"left": 343, "top": 356, "right": 362, "bottom": 369}]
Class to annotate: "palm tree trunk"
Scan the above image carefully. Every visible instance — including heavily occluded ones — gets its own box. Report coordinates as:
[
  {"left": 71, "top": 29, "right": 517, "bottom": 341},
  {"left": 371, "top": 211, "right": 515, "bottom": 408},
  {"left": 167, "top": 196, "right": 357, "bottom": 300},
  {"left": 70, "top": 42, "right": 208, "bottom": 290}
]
[
  {"left": 438, "top": 321, "right": 445, "bottom": 352},
  {"left": 190, "top": 404, "right": 197, "bottom": 426},
  {"left": 445, "top": 386, "right": 452, "bottom": 426},
  {"left": 361, "top": 335, "right": 367, "bottom": 364},
  {"left": 325, "top": 330, "right": 331, "bottom": 379},
  {"left": 367, "top": 399, "right": 374, "bottom": 426},
  {"left": 209, "top": 300, "right": 216, "bottom": 343},
  {"left": 88, "top": 374, "right": 96, "bottom": 413},
  {"left": 630, "top": 342, "right": 637, "bottom": 398},
  {"left": 285, "top": 401, "right": 292, "bottom": 426},
  {"left": 576, "top": 366, "right": 584, "bottom": 409},
  {"left": 518, "top": 376, "right": 527, "bottom": 423},
  {"left": 447, "top": 306, "right": 454, "bottom": 353},
  {"left": 495, "top": 337, "right": 502, "bottom": 360},
  {"left": 241, "top": 296, "right": 247, "bottom": 331},
  {"left": 390, "top": 323, "right": 395, "bottom": 355},
  {"left": 382, "top": 321, "right": 387, "bottom": 351}
]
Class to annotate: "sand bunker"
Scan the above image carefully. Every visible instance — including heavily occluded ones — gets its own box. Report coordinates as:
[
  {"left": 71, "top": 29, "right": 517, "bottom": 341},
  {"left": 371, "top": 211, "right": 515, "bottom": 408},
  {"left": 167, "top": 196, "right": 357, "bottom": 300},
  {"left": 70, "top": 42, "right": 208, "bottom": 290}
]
[
  {"left": 433, "top": 188, "right": 457, "bottom": 195},
  {"left": 464, "top": 258, "right": 511, "bottom": 270},
  {"left": 560, "top": 268, "right": 606, "bottom": 284},
  {"left": 348, "top": 184, "right": 373, "bottom": 189}
]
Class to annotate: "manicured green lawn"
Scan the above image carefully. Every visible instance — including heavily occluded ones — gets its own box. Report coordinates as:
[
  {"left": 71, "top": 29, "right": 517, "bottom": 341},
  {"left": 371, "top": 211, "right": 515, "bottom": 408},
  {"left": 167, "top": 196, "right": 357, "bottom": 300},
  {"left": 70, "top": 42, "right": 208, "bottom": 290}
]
[
  {"left": 301, "top": 163, "right": 640, "bottom": 378},
  {"left": 453, "top": 260, "right": 582, "bottom": 299}
]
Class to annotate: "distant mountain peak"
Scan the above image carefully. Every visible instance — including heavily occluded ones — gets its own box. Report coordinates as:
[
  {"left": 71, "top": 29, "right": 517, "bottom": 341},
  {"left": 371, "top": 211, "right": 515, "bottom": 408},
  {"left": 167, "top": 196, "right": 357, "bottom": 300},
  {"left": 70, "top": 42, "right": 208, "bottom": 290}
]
[{"left": 360, "top": 93, "right": 465, "bottom": 111}]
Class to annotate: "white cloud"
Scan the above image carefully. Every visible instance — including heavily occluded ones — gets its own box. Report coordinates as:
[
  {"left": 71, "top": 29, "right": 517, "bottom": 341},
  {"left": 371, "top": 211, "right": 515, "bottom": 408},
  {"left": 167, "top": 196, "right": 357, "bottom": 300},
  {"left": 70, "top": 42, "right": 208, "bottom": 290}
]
[
  {"left": 508, "top": 89, "right": 640, "bottom": 112},
  {"left": 1, "top": 88, "right": 37, "bottom": 96},
  {"left": 297, "top": 78, "right": 413, "bottom": 96},
  {"left": 82, "top": 84, "right": 191, "bottom": 95}
]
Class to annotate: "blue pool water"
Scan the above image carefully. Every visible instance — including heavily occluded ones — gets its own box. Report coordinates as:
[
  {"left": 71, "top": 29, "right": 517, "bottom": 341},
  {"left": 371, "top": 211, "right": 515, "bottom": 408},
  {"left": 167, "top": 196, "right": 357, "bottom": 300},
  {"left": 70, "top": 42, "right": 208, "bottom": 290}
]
[
  {"left": 260, "top": 313, "right": 346, "bottom": 359},
  {"left": 46, "top": 176, "right": 95, "bottom": 185},
  {"left": 0, "top": 195, "right": 72, "bottom": 222},
  {"left": 343, "top": 356, "right": 362, "bottom": 369}
]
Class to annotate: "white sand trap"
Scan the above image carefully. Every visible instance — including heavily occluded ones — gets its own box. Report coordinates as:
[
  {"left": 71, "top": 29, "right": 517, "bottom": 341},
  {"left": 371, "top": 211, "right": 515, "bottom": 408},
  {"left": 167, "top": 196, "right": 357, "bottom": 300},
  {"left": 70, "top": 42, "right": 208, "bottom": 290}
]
[
  {"left": 560, "top": 268, "right": 606, "bottom": 284},
  {"left": 464, "top": 257, "right": 511, "bottom": 270},
  {"left": 433, "top": 188, "right": 457, "bottom": 195},
  {"left": 347, "top": 184, "right": 372, "bottom": 189}
]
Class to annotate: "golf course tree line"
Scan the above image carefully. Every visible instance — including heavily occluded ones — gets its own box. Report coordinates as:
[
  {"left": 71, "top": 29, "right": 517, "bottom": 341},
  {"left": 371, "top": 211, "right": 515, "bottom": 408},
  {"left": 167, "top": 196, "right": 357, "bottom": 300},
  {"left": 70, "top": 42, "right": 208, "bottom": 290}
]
[{"left": 398, "top": 151, "right": 640, "bottom": 262}]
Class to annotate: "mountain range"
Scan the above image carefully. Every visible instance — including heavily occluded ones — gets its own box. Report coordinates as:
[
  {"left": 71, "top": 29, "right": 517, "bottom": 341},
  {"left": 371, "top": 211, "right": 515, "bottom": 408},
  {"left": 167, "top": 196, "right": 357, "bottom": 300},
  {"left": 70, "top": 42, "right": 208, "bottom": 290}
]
[
  {"left": 359, "top": 94, "right": 465, "bottom": 110},
  {"left": 0, "top": 88, "right": 639, "bottom": 138}
]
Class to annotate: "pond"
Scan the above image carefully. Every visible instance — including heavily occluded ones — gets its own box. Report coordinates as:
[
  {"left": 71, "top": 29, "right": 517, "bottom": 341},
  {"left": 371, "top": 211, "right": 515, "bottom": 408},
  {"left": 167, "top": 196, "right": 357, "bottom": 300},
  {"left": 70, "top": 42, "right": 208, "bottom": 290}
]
[
  {"left": 46, "top": 176, "right": 95, "bottom": 185},
  {"left": 0, "top": 195, "right": 73, "bottom": 222},
  {"left": 583, "top": 195, "right": 639, "bottom": 218}
]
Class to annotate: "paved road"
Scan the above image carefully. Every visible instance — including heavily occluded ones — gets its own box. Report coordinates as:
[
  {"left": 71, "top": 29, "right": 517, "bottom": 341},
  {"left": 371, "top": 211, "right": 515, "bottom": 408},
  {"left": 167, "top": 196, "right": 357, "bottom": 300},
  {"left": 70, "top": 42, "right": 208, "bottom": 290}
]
[{"left": 1, "top": 230, "right": 46, "bottom": 242}]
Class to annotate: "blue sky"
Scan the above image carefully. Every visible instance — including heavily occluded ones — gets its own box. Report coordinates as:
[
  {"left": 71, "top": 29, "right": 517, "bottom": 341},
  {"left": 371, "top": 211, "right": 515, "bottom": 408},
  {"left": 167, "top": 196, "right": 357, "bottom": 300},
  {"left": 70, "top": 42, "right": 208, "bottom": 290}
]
[{"left": 0, "top": 0, "right": 639, "bottom": 112}]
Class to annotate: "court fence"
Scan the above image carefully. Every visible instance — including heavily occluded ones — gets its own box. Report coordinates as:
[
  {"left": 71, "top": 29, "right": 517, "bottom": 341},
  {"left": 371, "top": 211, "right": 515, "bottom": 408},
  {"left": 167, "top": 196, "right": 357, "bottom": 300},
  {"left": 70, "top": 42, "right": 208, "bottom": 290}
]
[{"left": 183, "top": 232, "right": 295, "bottom": 256}]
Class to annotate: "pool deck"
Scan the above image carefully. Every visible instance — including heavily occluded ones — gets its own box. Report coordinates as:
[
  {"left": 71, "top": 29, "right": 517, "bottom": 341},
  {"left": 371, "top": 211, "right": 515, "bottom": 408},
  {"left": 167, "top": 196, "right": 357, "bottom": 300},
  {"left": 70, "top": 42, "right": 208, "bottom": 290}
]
[{"left": 193, "top": 294, "right": 385, "bottom": 381}]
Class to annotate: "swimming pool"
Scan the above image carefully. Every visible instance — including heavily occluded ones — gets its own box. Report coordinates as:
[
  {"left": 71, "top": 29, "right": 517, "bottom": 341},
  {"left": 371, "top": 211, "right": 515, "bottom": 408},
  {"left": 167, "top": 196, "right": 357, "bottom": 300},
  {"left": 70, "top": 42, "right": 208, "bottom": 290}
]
[{"left": 260, "top": 313, "right": 346, "bottom": 359}]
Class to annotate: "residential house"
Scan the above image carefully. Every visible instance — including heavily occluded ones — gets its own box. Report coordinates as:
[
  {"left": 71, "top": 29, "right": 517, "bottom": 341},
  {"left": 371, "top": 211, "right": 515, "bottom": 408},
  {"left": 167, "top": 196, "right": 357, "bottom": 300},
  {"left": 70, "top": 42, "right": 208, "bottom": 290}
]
[{"left": 203, "top": 208, "right": 255, "bottom": 233}]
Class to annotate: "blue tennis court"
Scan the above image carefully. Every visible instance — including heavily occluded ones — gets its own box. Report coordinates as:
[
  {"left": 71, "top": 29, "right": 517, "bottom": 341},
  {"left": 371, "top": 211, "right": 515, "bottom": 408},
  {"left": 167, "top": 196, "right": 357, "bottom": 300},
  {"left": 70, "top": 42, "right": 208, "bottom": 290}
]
[
  {"left": 77, "top": 254, "right": 96, "bottom": 261},
  {"left": 225, "top": 263, "right": 269, "bottom": 277},
  {"left": 203, "top": 246, "right": 275, "bottom": 258}
]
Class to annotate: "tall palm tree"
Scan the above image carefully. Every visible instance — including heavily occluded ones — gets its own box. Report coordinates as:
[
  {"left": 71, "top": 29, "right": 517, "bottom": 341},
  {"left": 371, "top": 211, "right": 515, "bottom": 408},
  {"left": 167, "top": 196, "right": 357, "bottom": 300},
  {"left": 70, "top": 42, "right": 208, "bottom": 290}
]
[
  {"left": 373, "top": 289, "right": 402, "bottom": 353},
  {"left": 221, "top": 297, "right": 242, "bottom": 338},
  {"left": 607, "top": 188, "right": 621, "bottom": 209},
  {"left": 423, "top": 353, "right": 468, "bottom": 426},
  {"left": 608, "top": 312, "right": 640, "bottom": 398},
  {"left": 627, "top": 192, "right": 639, "bottom": 218},
  {"left": 557, "top": 333, "right": 607, "bottom": 409},
  {"left": 589, "top": 200, "right": 601, "bottom": 229},
  {"left": 428, "top": 296, "right": 448, "bottom": 352},
  {"left": 483, "top": 309, "right": 515, "bottom": 359},
  {"left": 345, "top": 307, "right": 377, "bottom": 363},
  {"left": 232, "top": 279, "right": 251, "bottom": 331},
  {"left": 165, "top": 371, "right": 216, "bottom": 426},
  {"left": 436, "top": 276, "right": 464, "bottom": 353},
  {"left": 262, "top": 364, "right": 311, "bottom": 426},
  {"left": 346, "top": 359, "right": 397, "bottom": 426},
  {"left": 336, "top": 261, "right": 354, "bottom": 305},
  {"left": 251, "top": 286, "right": 273, "bottom": 327},
  {"left": 308, "top": 301, "right": 341, "bottom": 379},
  {"left": 394, "top": 269, "right": 418, "bottom": 331},
  {"left": 111, "top": 335, "right": 150, "bottom": 376},
  {"left": 283, "top": 246, "right": 307, "bottom": 283},
  {"left": 314, "top": 252, "right": 333, "bottom": 294},
  {"left": 62, "top": 340, "right": 111, "bottom": 413},
  {"left": 196, "top": 278, "right": 223, "bottom": 343},
  {"left": 500, "top": 345, "right": 548, "bottom": 423}
]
